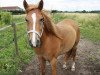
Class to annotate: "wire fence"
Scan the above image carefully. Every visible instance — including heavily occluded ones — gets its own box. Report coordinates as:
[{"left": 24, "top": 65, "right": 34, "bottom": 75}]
[
  {"left": 0, "top": 21, "right": 29, "bottom": 56},
  {"left": 0, "top": 25, "right": 11, "bottom": 31}
]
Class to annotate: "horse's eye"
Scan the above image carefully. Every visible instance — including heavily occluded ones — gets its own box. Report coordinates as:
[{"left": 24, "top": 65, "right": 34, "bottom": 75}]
[
  {"left": 40, "top": 18, "right": 44, "bottom": 25},
  {"left": 40, "top": 18, "right": 44, "bottom": 22}
]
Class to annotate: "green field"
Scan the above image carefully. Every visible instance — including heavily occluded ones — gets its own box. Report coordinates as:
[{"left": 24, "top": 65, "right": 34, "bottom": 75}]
[{"left": 0, "top": 13, "right": 100, "bottom": 75}]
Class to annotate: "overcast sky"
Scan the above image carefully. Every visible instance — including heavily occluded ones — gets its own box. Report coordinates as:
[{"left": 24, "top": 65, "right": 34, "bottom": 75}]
[{"left": 0, "top": 0, "right": 100, "bottom": 11}]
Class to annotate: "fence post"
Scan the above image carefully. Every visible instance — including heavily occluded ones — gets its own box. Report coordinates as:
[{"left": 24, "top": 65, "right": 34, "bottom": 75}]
[{"left": 12, "top": 22, "right": 19, "bottom": 56}]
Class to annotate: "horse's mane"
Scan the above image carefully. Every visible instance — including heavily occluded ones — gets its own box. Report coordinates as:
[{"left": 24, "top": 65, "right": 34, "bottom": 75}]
[{"left": 41, "top": 12, "right": 62, "bottom": 39}]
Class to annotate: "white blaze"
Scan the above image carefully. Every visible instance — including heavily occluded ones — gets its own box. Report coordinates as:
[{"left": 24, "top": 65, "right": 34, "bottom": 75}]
[{"left": 32, "top": 13, "right": 36, "bottom": 46}]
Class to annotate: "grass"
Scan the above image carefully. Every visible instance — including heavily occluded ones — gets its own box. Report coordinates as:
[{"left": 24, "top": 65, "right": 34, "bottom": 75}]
[{"left": 52, "top": 13, "right": 100, "bottom": 43}]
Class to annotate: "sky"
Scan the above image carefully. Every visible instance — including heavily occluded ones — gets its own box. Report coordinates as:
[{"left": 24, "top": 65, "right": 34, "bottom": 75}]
[{"left": 0, "top": 0, "right": 100, "bottom": 11}]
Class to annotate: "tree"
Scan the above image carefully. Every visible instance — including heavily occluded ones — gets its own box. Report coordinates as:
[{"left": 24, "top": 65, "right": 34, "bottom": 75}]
[
  {"left": 82, "top": 10, "right": 86, "bottom": 13},
  {"left": 51, "top": 10, "right": 58, "bottom": 13}
]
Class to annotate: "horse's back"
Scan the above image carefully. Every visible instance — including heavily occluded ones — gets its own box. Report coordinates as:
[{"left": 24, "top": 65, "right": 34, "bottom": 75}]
[{"left": 57, "top": 19, "right": 79, "bottom": 31}]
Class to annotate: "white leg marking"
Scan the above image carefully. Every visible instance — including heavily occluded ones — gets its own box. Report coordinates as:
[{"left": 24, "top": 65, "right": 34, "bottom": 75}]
[
  {"left": 63, "top": 62, "right": 67, "bottom": 69},
  {"left": 32, "top": 13, "right": 36, "bottom": 46},
  {"left": 71, "top": 62, "right": 75, "bottom": 71}
]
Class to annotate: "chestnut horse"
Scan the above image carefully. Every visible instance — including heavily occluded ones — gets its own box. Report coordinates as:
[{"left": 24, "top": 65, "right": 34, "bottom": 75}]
[{"left": 23, "top": 0, "right": 80, "bottom": 75}]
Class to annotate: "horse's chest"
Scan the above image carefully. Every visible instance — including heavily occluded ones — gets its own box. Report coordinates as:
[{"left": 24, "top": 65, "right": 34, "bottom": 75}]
[
  {"left": 42, "top": 46, "right": 58, "bottom": 60},
  {"left": 35, "top": 48, "right": 55, "bottom": 61},
  {"left": 36, "top": 39, "right": 60, "bottom": 60}
]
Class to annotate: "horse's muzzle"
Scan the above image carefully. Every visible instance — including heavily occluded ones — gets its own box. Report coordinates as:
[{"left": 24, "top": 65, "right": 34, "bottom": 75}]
[{"left": 29, "top": 39, "right": 41, "bottom": 48}]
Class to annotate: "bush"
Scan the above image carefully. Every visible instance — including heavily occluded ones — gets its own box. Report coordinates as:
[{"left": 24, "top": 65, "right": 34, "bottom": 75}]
[
  {"left": 0, "top": 12, "right": 12, "bottom": 25},
  {"left": 10, "top": 10, "right": 25, "bottom": 15}
]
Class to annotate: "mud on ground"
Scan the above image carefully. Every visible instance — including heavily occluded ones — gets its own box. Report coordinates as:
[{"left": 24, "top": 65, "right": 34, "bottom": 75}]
[{"left": 20, "top": 38, "right": 100, "bottom": 75}]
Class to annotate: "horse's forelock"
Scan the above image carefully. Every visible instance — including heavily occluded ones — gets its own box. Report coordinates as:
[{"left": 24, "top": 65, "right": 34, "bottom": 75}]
[{"left": 26, "top": 5, "right": 38, "bottom": 13}]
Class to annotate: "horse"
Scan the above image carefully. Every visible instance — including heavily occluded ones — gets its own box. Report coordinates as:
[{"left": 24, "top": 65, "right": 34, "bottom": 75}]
[{"left": 23, "top": 0, "right": 80, "bottom": 75}]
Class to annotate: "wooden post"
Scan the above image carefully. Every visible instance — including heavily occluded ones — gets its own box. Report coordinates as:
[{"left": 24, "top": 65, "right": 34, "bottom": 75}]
[{"left": 12, "top": 23, "right": 19, "bottom": 56}]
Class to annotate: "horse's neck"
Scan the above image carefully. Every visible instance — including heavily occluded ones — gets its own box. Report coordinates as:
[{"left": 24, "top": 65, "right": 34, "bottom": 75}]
[{"left": 41, "top": 25, "right": 61, "bottom": 43}]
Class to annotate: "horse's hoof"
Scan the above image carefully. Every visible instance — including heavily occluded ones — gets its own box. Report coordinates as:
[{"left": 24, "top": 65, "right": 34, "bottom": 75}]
[
  {"left": 71, "top": 68, "right": 75, "bottom": 71},
  {"left": 63, "top": 64, "right": 67, "bottom": 69}
]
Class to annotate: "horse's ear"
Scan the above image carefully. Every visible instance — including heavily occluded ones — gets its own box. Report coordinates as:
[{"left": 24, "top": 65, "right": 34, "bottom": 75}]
[
  {"left": 23, "top": 0, "right": 29, "bottom": 10},
  {"left": 38, "top": 0, "right": 43, "bottom": 10}
]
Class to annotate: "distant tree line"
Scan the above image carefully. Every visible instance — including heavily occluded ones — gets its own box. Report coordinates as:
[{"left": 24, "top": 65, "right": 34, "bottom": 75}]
[
  {"left": 1, "top": 9, "right": 100, "bottom": 15},
  {"left": 51, "top": 10, "right": 100, "bottom": 13}
]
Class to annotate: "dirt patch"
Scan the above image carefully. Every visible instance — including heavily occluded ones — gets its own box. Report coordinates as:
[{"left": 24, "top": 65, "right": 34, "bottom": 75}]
[{"left": 20, "top": 38, "right": 100, "bottom": 75}]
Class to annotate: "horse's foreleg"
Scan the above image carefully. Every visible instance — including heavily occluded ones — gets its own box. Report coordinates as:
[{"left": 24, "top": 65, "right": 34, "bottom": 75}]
[
  {"left": 38, "top": 56, "right": 46, "bottom": 75},
  {"left": 71, "top": 47, "right": 77, "bottom": 71},
  {"left": 50, "top": 58, "right": 57, "bottom": 75}
]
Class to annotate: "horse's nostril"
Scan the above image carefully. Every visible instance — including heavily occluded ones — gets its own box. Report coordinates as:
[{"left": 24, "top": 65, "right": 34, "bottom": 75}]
[
  {"left": 29, "top": 40, "right": 33, "bottom": 48},
  {"left": 36, "top": 40, "right": 41, "bottom": 47},
  {"left": 37, "top": 40, "right": 40, "bottom": 44}
]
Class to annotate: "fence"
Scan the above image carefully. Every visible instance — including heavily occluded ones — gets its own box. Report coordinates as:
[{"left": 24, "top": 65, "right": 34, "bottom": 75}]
[
  {"left": 0, "top": 21, "right": 29, "bottom": 56},
  {"left": 0, "top": 21, "right": 35, "bottom": 74}
]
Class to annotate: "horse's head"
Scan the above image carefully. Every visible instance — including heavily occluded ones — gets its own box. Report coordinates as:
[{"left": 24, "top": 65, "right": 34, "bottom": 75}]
[{"left": 23, "top": 0, "right": 44, "bottom": 48}]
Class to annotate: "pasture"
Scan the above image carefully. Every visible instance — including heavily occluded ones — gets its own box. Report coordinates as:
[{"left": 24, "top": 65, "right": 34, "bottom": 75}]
[{"left": 0, "top": 13, "right": 100, "bottom": 75}]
